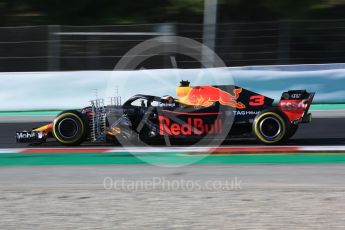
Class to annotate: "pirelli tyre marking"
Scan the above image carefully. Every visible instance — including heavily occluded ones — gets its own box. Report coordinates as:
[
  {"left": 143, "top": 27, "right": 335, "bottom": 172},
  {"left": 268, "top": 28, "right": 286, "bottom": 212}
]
[
  {"left": 52, "top": 112, "right": 86, "bottom": 145},
  {"left": 253, "top": 111, "right": 287, "bottom": 144}
]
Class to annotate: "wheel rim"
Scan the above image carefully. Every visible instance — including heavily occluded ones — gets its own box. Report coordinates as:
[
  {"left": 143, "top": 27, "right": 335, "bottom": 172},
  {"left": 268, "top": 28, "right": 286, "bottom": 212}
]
[
  {"left": 259, "top": 117, "right": 281, "bottom": 140},
  {"left": 58, "top": 118, "right": 79, "bottom": 139}
]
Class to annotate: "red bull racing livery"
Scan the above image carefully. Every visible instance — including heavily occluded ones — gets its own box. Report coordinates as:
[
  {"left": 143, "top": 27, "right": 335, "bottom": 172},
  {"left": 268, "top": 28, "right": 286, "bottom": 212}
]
[{"left": 16, "top": 80, "right": 315, "bottom": 145}]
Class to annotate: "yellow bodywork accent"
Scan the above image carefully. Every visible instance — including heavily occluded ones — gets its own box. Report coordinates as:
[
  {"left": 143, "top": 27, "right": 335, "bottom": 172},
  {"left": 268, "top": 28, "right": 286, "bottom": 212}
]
[
  {"left": 32, "top": 123, "right": 53, "bottom": 133},
  {"left": 176, "top": 86, "right": 192, "bottom": 98}
]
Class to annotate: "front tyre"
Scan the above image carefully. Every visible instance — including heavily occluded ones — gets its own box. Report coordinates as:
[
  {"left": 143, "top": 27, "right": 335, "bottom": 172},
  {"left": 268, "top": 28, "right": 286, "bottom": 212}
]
[
  {"left": 253, "top": 111, "right": 288, "bottom": 145},
  {"left": 52, "top": 111, "right": 87, "bottom": 146}
]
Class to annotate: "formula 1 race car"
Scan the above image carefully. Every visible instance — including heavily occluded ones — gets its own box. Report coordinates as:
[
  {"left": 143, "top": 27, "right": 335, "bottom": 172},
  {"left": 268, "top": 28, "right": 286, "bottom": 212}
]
[{"left": 16, "top": 81, "right": 315, "bottom": 145}]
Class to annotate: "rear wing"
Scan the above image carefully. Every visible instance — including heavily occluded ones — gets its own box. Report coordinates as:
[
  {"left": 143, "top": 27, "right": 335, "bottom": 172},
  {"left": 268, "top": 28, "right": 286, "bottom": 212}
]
[{"left": 278, "top": 90, "right": 315, "bottom": 124}]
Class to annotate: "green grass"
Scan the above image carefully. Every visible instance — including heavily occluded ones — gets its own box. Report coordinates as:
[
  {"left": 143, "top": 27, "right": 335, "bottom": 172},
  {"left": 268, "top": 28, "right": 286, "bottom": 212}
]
[
  {"left": 310, "top": 104, "right": 345, "bottom": 110},
  {"left": 1, "top": 152, "right": 345, "bottom": 166},
  {"left": 0, "top": 110, "right": 61, "bottom": 116}
]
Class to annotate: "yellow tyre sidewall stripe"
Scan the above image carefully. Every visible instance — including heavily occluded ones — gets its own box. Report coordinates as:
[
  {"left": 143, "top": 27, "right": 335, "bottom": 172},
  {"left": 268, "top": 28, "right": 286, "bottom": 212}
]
[
  {"left": 254, "top": 112, "right": 286, "bottom": 144},
  {"left": 52, "top": 112, "right": 85, "bottom": 144}
]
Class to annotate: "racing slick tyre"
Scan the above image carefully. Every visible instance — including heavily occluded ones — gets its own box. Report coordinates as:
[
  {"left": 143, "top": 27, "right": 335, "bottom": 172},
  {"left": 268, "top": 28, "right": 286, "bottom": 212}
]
[
  {"left": 52, "top": 111, "right": 88, "bottom": 146},
  {"left": 138, "top": 127, "right": 159, "bottom": 145},
  {"left": 253, "top": 110, "right": 289, "bottom": 145}
]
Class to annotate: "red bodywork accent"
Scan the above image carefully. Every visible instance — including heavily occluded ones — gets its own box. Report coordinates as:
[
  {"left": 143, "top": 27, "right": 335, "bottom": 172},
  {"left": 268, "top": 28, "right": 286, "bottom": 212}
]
[
  {"left": 158, "top": 115, "right": 223, "bottom": 136},
  {"left": 278, "top": 94, "right": 314, "bottom": 123},
  {"left": 179, "top": 86, "right": 245, "bottom": 109}
]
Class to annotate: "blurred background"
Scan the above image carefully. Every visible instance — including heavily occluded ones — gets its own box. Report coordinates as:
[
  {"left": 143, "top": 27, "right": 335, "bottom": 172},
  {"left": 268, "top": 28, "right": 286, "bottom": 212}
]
[{"left": 0, "top": 0, "right": 344, "bottom": 71}]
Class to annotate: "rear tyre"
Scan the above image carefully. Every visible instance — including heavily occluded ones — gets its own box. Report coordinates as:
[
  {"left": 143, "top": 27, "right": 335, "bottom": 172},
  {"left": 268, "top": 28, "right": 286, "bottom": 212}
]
[
  {"left": 253, "top": 110, "right": 288, "bottom": 145},
  {"left": 52, "top": 111, "right": 87, "bottom": 146}
]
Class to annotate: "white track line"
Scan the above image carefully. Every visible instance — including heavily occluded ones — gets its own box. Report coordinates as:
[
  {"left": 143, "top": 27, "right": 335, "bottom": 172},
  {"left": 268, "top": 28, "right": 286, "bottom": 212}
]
[
  {"left": 0, "top": 148, "right": 22, "bottom": 154},
  {"left": 302, "top": 146, "right": 345, "bottom": 151}
]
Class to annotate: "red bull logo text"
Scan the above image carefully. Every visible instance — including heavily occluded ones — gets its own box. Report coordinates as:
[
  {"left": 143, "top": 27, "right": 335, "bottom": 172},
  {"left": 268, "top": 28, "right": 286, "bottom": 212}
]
[
  {"left": 159, "top": 115, "right": 223, "bottom": 136},
  {"left": 177, "top": 85, "right": 246, "bottom": 109}
]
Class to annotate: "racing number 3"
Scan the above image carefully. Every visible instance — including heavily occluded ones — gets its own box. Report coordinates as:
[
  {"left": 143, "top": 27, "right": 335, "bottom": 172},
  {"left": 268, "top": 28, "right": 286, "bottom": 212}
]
[{"left": 249, "top": 95, "right": 265, "bottom": 106}]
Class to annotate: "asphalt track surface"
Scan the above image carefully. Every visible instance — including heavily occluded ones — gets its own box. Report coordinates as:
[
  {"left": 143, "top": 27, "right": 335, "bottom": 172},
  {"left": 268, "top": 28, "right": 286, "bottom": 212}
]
[{"left": 0, "top": 117, "right": 344, "bottom": 148}]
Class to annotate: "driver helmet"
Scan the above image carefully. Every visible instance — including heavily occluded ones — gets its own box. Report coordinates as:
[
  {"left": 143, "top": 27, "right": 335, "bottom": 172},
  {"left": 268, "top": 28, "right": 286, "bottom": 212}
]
[{"left": 162, "top": 95, "right": 174, "bottom": 103}]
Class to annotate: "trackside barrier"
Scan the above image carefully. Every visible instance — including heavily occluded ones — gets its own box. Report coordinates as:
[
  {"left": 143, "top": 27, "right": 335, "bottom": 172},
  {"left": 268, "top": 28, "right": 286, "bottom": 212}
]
[{"left": 0, "top": 64, "right": 344, "bottom": 111}]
